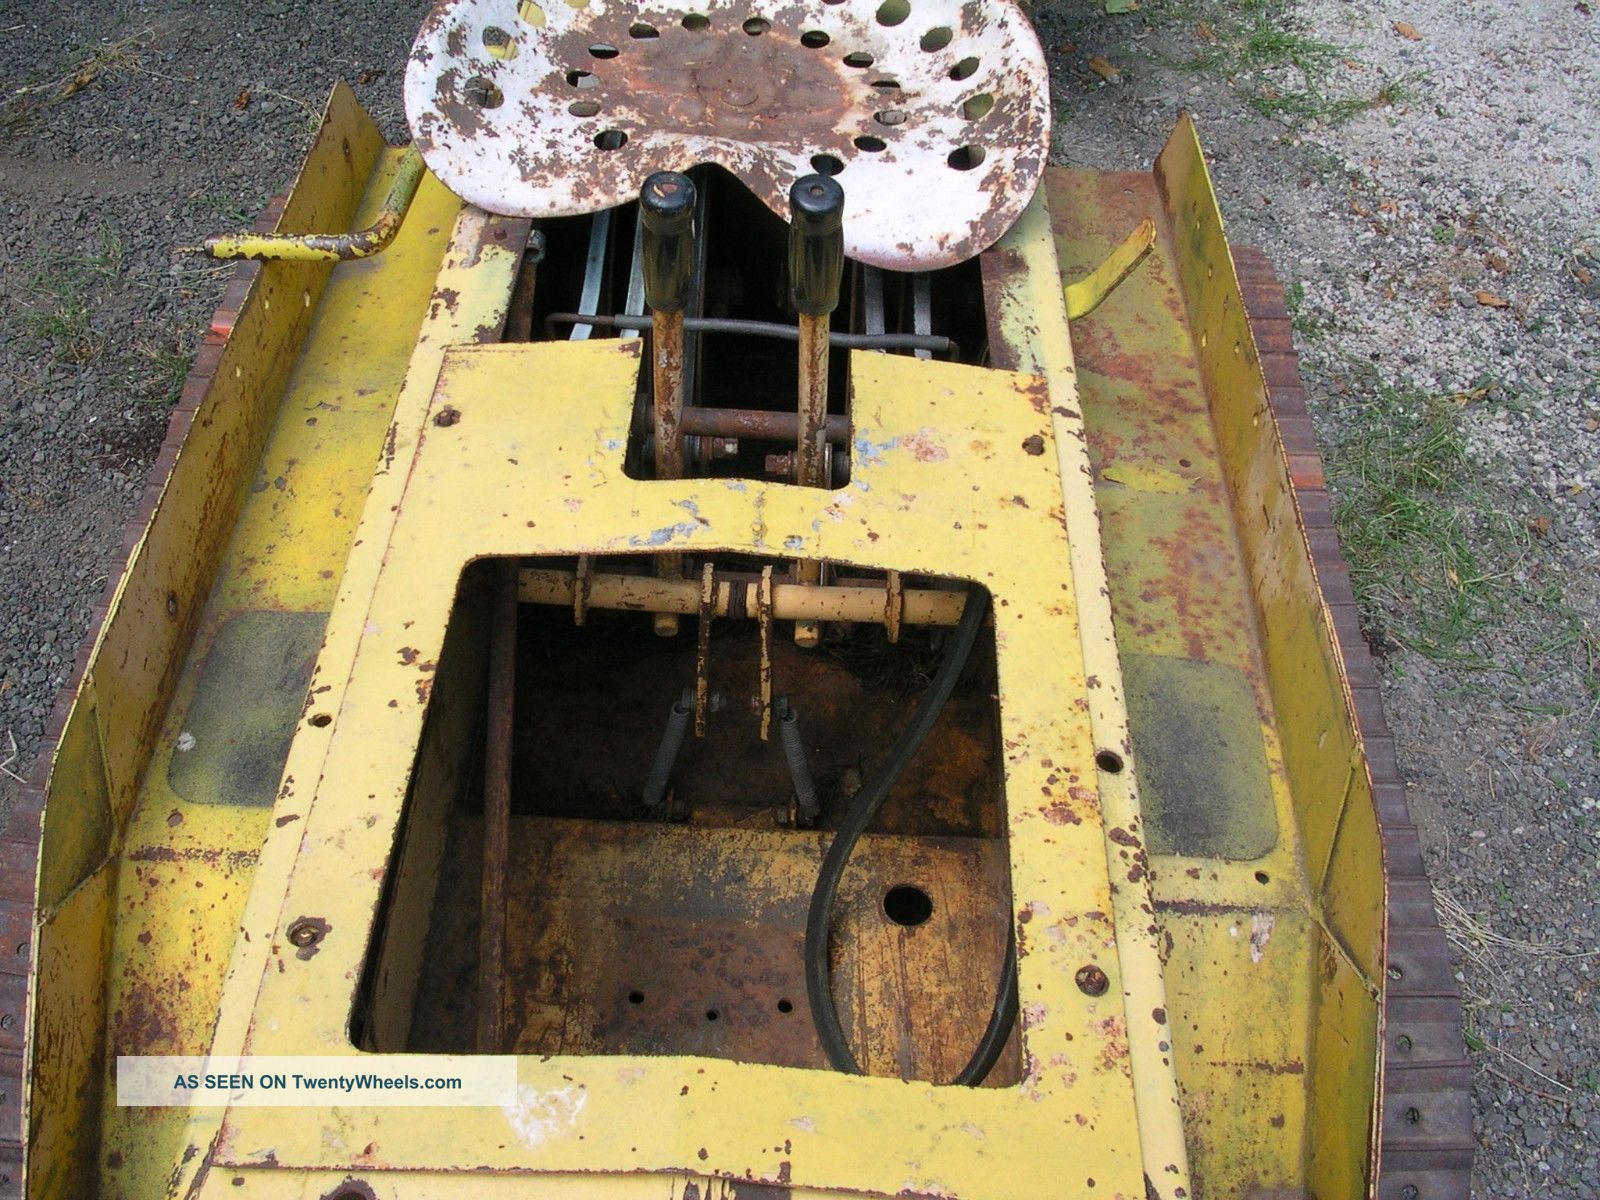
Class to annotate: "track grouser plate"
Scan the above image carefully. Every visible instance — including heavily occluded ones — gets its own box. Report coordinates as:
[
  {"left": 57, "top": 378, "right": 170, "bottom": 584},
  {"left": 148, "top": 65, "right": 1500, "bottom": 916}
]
[{"left": 405, "top": 0, "right": 1051, "bottom": 269}]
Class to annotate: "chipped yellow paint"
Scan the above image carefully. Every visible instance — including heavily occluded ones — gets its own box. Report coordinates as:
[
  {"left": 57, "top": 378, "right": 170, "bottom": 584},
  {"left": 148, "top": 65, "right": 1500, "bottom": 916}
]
[{"left": 187, "top": 340, "right": 1177, "bottom": 1200}]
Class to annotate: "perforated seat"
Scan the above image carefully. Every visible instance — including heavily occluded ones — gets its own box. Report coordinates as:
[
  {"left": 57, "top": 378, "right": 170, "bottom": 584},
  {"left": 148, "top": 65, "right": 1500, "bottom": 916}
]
[{"left": 405, "top": 0, "right": 1051, "bottom": 269}]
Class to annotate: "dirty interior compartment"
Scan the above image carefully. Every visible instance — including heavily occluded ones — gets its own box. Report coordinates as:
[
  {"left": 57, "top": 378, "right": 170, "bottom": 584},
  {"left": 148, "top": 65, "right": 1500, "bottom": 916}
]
[{"left": 362, "top": 555, "right": 1018, "bottom": 1086}]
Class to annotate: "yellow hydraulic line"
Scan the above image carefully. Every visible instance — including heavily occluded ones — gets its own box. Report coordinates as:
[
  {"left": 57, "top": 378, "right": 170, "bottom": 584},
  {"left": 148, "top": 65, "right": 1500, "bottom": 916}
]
[{"left": 203, "top": 147, "right": 427, "bottom": 262}]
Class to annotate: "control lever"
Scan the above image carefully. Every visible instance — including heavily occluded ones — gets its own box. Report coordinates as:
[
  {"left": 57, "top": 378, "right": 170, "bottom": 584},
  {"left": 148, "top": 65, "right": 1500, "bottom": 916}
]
[
  {"left": 641, "top": 171, "right": 698, "bottom": 636},
  {"left": 787, "top": 174, "right": 845, "bottom": 646}
]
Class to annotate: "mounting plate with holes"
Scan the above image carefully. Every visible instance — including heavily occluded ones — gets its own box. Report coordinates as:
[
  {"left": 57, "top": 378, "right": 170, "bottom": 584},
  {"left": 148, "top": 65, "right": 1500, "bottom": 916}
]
[{"left": 404, "top": 0, "right": 1049, "bottom": 268}]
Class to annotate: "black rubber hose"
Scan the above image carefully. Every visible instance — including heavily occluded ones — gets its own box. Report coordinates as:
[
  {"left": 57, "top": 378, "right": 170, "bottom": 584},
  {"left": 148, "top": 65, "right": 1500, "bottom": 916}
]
[{"left": 802, "top": 585, "right": 1018, "bottom": 1085}]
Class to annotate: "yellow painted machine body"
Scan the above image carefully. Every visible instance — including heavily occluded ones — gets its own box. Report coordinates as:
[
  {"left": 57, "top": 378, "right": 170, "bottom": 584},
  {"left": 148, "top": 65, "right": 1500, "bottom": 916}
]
[{"left": 19, "top": 85, "right": 1399, "bottom": 1199}]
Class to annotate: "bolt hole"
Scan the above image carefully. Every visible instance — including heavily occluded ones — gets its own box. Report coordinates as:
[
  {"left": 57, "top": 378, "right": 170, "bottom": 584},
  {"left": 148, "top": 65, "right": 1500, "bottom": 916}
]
[
  {"left": 705, "top": 1008, "right": 720, "bottom": 1021},
  {"left": 1179, "top": 457, "right": 1192, "bottom": 467},
  {"left": 594, "top": 129, "right": 628, "bottom": 150},
  {"left": 874, "top": 109, "right": 905, "bottom": 126},
  {"left": 309, "top": 713, "right": 332, "bottom": 728},
  {"left": 876, "top": 0, "right": 910, "bottom": 26},
  {"left": 742, "top": 16, "right": 769, "bottom": 34},
  {"left": 883, "top": 884, "right": 933, "bottom": 926},
  {"left": 810, "top": 153, "right": 844, "bottom": 175},
  {"left": 920, "top": 25, "right": 953, "bottom": 51},
  {"left": 1254, "top": 870, "right": 1270, "bottom": 884},
  {"left": 843, "top": 50, "right": 874, "bottom": 68},
  {"left": 853, "top": 135, "right": 887, "bottom": 153},
  {"left": 628, "top": 990, "right": 645, "bottom": 1005},
  {"left": 483, "top": 25, "right": 518, "bottom": 59},
  {"left": 682, "top": 12, "right": 710, "bottom": 29},
  {"left": 629, "top": 21, "right": 659, "bottom": 37},
  {"left": 1395, "top": 1034, "right": 1413, "bottom": 1052},
  {"left": 1403, "top": 1106, "right": 1421, "bottom": 1125},
  {"left": 949, "top": 55, "right": 979, "bottom": 80},
  {"left": 1400, "top": 1187, "right": 1419, "bottom": 1200},
  {"left": 1388, "top": 963, "right": 1404, "bottom": 980},
  {"left": 961, "top": 92, "right": 994, "bottom": 120},
  {"left": 463, "top": 76, "right": 504, "bottom": 108},
  {"left": 568, "top": 99, "right": 601, "bottom": 117},
  {"left": 166, "top": 591, "right": 179, "bottom": 617},
  {"left": 566, "top": 68, "right": 596, "bottom": 87},
  {"left": 589, "top": 42, "right": 619, "bottom": 58},
  {"left": 1095, "top": 749, "right": 1124, "bottom": 774},
  {"left": 777, "top": 998, "right": 794, "bottom": 1013},
  {"left": 801, "top": 29, "right": 831, "bottom": 47},
  {"left": 518, "top": 0, "right": 547, "bottom": 25}
]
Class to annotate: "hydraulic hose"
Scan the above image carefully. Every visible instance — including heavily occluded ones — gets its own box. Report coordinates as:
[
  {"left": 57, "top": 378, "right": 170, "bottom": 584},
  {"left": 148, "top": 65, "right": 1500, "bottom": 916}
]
[{"left": 802, "top": 585, "right": 1019, "bottom": 1085}]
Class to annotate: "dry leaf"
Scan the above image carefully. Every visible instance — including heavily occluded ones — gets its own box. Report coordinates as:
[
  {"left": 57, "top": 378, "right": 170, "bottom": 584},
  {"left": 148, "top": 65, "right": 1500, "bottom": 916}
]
[
  {"left": 357, "top": 67, "right": 383, "bottom": 85},
  {"left": 1445, "top": 567, "right": 1461, "bottom": 588},
  {"left": 1378, "top": 198, "right": 1401, "bottom": 215},
  {"left": 1485, "top": 251, "right": 1509, "bottom": 272},
  {"left": 1585, "top": 417, "right": 1599, "bottom": 432},
  {"left": 1475, "top": 290, "right": 1510, "bottom": 308},
  {"left": 233, "top": 87, "right": 251, "bottom": 111},
  {"left": 1393, "top": 20, "right": 1423, "bottom": 39},
  {"left": 1196, "top": 20, "right": 1217, "bottom": 41},
  {"left": 1088, "top": 56, "right": 1121, "bottom": 81},
  {"left": 1529, "top": 515, "right": 1553, "bottom": 537}
]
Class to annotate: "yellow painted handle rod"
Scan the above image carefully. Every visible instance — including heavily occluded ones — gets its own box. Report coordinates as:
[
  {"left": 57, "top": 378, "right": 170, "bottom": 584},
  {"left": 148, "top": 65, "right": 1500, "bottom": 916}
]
[{"left": 203, "top": 147, "right": 426, "bottom": 262}]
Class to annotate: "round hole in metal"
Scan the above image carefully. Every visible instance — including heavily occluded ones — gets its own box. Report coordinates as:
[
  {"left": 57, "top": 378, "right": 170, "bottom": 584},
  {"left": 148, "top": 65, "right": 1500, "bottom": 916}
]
[
  {"left": 628, "top": 990, "right": 645, "bottom": 1005},
  {"left": 1095, "top": 748, "right": 1124, "bottom": 773},
  {"left": 517, "top": 0, "right": 547, "bottom": 26},
  {"left": 876, "top": 0, "right": 911, "bottom": 26},
  {"left": 801, "top": 28, "right": 831, "bottom": 47},
  {"left": 568, "top": 99, "right": 601, "bottom": 116},
  {"left": 949, "top": 55, "right": 979, "bottom": 80},
  {"left": 854, "top": 135, "right": 887, "bottom": 152},
  {"left": 463, "top": 76, "right": 504, "bottom": 108},
  {"left": 843, "top": 50, "right": 874, "bottom": 67},
  {"left": 565, "top": 68, "right": 595, "bottom": 86},
  {"left": 594, "top": 129, "right": 628, "bottom": 149},
  {"left": 874, "top": 108, "right": 905, "bottom": 126},
  {"left": 308, "top": 713, "right": 333, "bottom": 728},
  {"left": 962, "top": 91, "right": 994, "bottom": 120},
  {"left": 705, "top": 1008, "right": 720, "bottom": 1021},
  {"left": 810, "top": 153, "right": 845, "bottom": 175},
  {"left": 870, "top": 77, "right": 901, "bottom": 89},
  {"left": 483, "top": 25, "right": 518, "bottom": 59},
  {"left": 1255, "top": 870, "right": 1270, "bottom": 885},
  {"left": 628, "top": 20, "right": 658, "bottom": 37},
  {"left": 883, "top": 884, "right": 933, "bottom": 926},
  {"left": 920, "top": 25, "right": 952, "bottom": 51},
  {"left": 588, "top": 42, "right": 619, "bottom": 58},
  {"left": 742, "top": 16, "right": 770, "bottom": 34},
  {"left": 777, "top": 998, "right": 794, "bottom": 1013},
  {"left": 682, "top": 12, "right": 710, "bottom": 29}
]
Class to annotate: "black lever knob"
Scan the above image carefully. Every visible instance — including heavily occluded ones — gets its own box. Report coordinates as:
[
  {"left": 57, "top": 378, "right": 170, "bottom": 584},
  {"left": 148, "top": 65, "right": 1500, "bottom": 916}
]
[
  {"left": 788, "top": 174, "right": 845, "bottom": 317},
  {"left": 640, "top": 171, "right": 697, "bottom": 314}
]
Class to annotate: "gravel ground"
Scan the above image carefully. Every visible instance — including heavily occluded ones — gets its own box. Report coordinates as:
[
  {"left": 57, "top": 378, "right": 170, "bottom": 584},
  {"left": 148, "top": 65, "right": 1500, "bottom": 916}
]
[{"left": 1, "top": 0, "right": 1596, "bottom": 1195}]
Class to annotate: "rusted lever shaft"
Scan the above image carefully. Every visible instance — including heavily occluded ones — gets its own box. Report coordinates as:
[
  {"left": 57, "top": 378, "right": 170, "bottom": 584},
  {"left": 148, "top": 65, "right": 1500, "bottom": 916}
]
[
  {"left": 788, "top": 175, "right": 845, "bottom": 647},
  {"left": 641, "top": 172, "right": 698, "bottom": 637}
]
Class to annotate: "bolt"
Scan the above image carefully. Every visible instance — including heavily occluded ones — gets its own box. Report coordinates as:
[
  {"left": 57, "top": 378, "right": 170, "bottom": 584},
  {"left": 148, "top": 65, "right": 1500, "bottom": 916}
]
[
  {"left": 288, "top": 920, "right": 324, "bottom": 950},
  {"left": 1075, "top": 964, "right": 1109, "bottom": 996},
  {"left": 433, "top": 405, "right": 461, "bottom": 427}
]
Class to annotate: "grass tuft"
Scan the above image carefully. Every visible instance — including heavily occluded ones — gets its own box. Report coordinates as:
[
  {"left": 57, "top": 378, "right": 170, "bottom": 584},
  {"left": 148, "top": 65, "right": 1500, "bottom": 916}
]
[{"left": 1329, "top": 386, "right": 1515, "bottom": 658}]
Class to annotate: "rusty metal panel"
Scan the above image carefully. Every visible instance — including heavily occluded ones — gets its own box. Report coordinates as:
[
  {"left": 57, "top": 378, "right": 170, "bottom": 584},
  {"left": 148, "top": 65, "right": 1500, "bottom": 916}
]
[{"left": 405, "top": 0, "right": 1050, "bottom": 269}]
